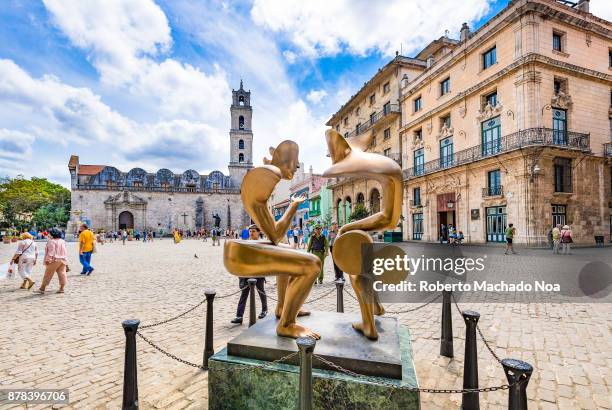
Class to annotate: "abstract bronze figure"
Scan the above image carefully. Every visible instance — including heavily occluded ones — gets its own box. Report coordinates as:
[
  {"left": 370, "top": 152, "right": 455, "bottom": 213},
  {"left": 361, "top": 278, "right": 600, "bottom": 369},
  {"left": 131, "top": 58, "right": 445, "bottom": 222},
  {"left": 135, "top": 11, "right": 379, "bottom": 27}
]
[
  {"left": 323, "top": 129, "right": 403, "bottom": 340},
  {"left": 223, "top": 140, "right": 321, "bottom": 339}
]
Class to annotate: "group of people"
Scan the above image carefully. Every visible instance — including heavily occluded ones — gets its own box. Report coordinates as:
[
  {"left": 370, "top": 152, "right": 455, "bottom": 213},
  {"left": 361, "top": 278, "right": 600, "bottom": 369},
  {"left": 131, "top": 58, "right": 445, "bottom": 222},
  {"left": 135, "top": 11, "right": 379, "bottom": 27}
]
[
  {"left": 547, "top": 224, "right": 573, "bottom": 254},
  {"left": 440, "top": 224, "right": 465, "bottom": 245},
  {"left": 7, "top": 223, "right": 96, "bottom": 294}
]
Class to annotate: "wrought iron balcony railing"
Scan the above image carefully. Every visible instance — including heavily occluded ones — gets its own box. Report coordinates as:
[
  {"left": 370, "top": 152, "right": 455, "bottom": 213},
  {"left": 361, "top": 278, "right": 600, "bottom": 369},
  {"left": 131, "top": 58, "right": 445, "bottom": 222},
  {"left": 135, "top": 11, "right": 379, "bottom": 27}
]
[
  {"left": 604, "top": 142, "right": 612, "bottom": 157},
  {"left": 75, "top": 184, "right": 241, "bottom": 194},
  {"left": 482, "top": 185, "right": 503, "bottom": 198},
  {"left": 405, "top": 127, "right": 590, "bottom": 179},
  {"left": 345, "top": 104, "right": 400, "bottom": 139}
]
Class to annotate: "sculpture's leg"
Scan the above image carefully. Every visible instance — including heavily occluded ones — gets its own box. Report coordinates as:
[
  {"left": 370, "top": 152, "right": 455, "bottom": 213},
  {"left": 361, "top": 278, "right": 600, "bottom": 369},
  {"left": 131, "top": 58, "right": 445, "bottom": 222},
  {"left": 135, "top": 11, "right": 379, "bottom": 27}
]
[
  {"left": 224, "top": 240, "right": 320, "bottom": 339},
  {"left": 348, "top": 274, "right": 378, "bottom": 340},
  {"left": 276, "top": 275, "right": 311, "bottom": 319},
  {"left": 275, "top": 275, "right": 288, "bottom": 319}
]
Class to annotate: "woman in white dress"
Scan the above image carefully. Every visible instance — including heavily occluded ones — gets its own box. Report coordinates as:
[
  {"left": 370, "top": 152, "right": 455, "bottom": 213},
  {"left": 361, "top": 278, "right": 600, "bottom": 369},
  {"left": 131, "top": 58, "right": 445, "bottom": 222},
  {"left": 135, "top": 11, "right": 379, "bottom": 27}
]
[{"left": 10, "top": 232, "right": 38, "bottom": 290}]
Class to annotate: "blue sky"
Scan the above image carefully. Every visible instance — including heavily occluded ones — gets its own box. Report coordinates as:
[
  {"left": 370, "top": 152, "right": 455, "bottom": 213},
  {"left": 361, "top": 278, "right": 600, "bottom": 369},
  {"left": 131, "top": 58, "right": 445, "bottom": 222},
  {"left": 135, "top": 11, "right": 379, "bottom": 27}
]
[{"left": 0, "top": 0, "right": 527, "bottom": 186}]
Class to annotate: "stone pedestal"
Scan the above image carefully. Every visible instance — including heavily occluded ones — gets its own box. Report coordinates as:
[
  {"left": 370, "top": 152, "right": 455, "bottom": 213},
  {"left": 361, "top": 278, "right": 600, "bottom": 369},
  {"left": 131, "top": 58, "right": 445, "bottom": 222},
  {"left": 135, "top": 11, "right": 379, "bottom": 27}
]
[{"left": 208, "top": 311, "right": 419, "bottom": 409}]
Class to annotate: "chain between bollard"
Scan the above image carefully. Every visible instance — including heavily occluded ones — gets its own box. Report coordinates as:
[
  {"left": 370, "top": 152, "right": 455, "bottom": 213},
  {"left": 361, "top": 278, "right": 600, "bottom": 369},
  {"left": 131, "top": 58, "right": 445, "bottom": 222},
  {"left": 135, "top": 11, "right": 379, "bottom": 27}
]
[
  {"left": 257, "top": 286, "right": 336, "bottom": 304},
  {"left": 212, "top": 351, "right": 299, "bottom": 374},
  {"left": 385, "top": 293, "right": 442, "bottom": 314},
  {"left": 136, "top": 331, "right": 204, "bottom": 369},
  {"left": 313, "top": 355, "right": 514, "bottom": 394},
  {"left": 139, "top": 287, "right": 248, "bottom": 330},
  {"left": 215, "top": 286, "right": 249, "bottom": 299},
  {"left": 451, "top": 293, "right": 502, "bottom": 364}
]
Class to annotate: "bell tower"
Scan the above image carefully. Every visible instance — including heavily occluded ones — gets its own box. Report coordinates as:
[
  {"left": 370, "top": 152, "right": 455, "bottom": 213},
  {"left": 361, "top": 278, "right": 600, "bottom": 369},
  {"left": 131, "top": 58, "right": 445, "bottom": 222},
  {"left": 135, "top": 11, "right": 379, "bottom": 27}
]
[{"left": 228, "top": 80, "right": 253, "bottom": 185}]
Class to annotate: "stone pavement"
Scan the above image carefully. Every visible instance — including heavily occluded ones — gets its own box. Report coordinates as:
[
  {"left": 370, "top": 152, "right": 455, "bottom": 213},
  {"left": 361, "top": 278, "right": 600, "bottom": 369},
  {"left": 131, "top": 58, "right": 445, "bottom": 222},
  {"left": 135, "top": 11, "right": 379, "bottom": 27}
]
[{"left": 0, "top": 239, "right": 610, "bottom": 409}]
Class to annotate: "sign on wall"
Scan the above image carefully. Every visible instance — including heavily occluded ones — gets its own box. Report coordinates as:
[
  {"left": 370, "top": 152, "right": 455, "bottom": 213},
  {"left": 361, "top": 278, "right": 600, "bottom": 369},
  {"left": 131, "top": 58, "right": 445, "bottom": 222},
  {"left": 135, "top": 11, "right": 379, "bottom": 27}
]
[{"left": 471, "top": 209, "right": 480, "bottom": 220}]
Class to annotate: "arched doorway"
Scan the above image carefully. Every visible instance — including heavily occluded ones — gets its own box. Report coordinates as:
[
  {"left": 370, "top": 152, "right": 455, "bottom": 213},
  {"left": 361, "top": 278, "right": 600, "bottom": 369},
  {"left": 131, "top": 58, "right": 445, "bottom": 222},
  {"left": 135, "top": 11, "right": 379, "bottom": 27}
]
[
  {"left": 119, "top": 211, "right": 134, "bottom": 230},
  {"left": 370, "top": 189, "right": 381, "bottom": 214},
  {"left": 344, "top": 197, "right": 352, "bottom": 224},
  {"left": 356, "top": 192, "right": 365, "bottom": 205},
  {"left": 336, "top": 199, "right": 343, "bottom": 225}
]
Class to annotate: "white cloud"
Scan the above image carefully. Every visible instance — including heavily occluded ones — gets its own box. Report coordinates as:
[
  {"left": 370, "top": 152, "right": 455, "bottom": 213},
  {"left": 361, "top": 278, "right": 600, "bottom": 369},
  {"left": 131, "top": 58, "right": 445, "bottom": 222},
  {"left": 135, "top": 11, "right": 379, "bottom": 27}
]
[
  {"left": 591, "top": 1, "right": 612, "bottom": 21},
  {"left": 43, "top": 0, "right": 172, "bottom": 86},
  {"left": 251, "top": 0, "right": 491, "bottom": 58},
  {"left": 42, "top": 0, "right": 231, "bottom": 122},
  {"left": 283, "top": 50, "right": 298, "bottom": 63},
  {"left": 0, "top": 59, "right": 228, "bottom": 173},
  {"left": 0, "top": 129, "right": 35, "bottom": 163},
  {"left": 306, "top": 89, "right": 328, "bottom": 104}
]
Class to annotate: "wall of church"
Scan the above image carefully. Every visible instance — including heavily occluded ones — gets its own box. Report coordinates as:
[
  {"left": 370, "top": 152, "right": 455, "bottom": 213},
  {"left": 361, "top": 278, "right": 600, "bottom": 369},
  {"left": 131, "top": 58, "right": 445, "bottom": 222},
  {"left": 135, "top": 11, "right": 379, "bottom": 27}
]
[{"left": 70, "top": 189, "right": 249, "bottom": 234}]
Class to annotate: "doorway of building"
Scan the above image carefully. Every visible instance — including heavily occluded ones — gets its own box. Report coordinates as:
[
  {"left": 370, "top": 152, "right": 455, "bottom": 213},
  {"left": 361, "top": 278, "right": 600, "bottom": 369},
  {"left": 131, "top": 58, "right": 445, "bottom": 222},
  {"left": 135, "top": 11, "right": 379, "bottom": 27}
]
[
  {"left": 438, "top": 211, "right": 456, "bottom": 242},
  {"left": 486, "top": 206, "right": 507, "bottom": 242},
  {"left": 119, "top": 211, "right": 134, "bottom": 230}
]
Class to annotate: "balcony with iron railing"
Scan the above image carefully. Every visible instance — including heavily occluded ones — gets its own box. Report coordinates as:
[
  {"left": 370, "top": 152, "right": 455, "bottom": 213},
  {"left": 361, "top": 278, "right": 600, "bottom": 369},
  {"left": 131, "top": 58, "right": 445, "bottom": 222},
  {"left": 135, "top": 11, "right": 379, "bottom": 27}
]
[
  {"left": 345, "top": 104, "right": 400, "bottom": 139},
  {"left": 75, "top": 184, "right": 241, "bottom": 194},
  {"left": 404, "top": 127, "right": 590, "bottom": 180},
  {"left": 604, "top": 142, "right": 612, "bottom": 157},
  {"left": 482, "top": 185, "right": 504, "bottom": 198}
]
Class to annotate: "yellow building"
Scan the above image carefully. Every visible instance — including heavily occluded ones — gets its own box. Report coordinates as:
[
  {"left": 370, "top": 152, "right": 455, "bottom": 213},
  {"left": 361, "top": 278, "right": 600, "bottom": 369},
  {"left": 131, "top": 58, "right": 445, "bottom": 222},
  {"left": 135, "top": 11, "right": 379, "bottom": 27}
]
[
  {"left": 326, "top": 56, "right": 426, "bottom": 228},
  {"left": 397, "top": 0, "right": 611, "bottom": 245}
]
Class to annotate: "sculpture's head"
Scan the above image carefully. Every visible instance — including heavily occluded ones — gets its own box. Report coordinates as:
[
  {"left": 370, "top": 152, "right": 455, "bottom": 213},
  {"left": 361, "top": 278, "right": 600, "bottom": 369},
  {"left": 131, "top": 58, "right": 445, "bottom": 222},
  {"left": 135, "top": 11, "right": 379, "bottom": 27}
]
[{"left": 263, "top": 140, "right": 300, "bottom": 180}]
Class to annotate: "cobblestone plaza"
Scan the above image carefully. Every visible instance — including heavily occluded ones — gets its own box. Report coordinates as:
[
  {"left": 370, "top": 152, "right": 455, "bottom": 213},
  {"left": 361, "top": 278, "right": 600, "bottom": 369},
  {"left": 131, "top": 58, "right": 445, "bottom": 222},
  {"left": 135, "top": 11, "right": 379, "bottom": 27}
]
[{"left": 1, "top": 239, "right": 610, "bottom": 409}]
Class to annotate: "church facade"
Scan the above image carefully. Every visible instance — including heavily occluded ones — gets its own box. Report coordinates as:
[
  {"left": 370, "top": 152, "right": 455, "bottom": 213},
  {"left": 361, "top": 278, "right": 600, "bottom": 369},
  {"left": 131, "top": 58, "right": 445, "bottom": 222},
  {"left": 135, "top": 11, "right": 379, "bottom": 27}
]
[{"left": 67, "top": 82, "right": 254, "bottom": 234}]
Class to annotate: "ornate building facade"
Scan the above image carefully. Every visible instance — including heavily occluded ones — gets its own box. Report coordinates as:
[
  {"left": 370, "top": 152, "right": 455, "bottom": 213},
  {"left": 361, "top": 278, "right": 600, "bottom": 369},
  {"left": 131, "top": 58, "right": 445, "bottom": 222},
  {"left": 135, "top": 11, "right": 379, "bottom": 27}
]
[
  {"left": 67, "top": 82, "right": 254, "bottom": 234},
  {"left": 400, "top": 0, "right": 611, "bottom": 245},
  {"left": 326, "top": 55, "right": 426, "bottom": 228},
  {"left": 326, "top": 0, "right": 611, "bottom": 245}
]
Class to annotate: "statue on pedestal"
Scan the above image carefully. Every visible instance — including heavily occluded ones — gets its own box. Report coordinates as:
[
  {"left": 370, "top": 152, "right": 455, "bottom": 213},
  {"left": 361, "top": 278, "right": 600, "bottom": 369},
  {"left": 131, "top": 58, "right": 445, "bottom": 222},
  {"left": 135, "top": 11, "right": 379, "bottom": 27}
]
[
  {"left": 223, "top": 141, "right": 321, "bottom": 339},
  {"left": 323, "top": 129, "right": 403, "bottom": 340}
]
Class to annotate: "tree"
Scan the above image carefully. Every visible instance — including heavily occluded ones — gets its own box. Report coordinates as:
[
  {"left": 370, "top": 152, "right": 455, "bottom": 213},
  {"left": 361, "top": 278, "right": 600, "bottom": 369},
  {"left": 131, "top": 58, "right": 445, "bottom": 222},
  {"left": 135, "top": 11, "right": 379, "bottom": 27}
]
[
  {"left": 0, "top": 176, "right": 70, "bottom": 229},
  {"left": 321, "top": 212, "right": 333, "bottom": 228},
  {"left": 349, "top": 203, "right": 369, "bottom": 222}
]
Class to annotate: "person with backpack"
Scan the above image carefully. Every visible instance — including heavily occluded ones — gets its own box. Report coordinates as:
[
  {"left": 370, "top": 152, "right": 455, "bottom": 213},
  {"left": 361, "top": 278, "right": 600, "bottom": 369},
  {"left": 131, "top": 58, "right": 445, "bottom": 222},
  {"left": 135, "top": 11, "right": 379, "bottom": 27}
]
[
  {"left": 307, "top": 225, "right": 329, "bottom": 284},
  {"left": 560, "top": 225, "right": 573, "bottom": 255}
]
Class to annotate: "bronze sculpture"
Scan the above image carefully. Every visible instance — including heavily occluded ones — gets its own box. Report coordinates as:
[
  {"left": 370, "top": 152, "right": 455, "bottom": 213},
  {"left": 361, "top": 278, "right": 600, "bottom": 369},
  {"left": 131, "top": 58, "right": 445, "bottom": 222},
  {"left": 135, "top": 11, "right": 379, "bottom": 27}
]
[
  {"left": 223, "top": 140, "right": 321, "bottom": 339},
  {"left": 323, "top": 129, "right": 403, "bottom": 340}
]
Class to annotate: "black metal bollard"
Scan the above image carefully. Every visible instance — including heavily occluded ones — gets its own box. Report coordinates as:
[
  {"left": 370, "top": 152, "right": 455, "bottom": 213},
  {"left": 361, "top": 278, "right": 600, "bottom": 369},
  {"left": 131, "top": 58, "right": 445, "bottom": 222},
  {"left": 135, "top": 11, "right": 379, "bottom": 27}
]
[
  {"left": 297, "top": 337, "right": 316, "bottom": 410},
  {"left": 248, "top": 278, "right": 257, "bottom": 327},
  {"left": 335, "top": 279, "right": 344, "bottom": 313},
  {"left": 461, "top": 310, "right": 480, "bottom": 410},
  {"left": 122, "top": 319, "right": 140, "bottom": 410},
  {"left": 440, "top": 290, "right": 454, "bottom": 357},
  {"left": 202, "top": 290, "right": 216, "bottom": 370},
  {"left": 502, "top": 359, "right": 533, "bottom": 410}
]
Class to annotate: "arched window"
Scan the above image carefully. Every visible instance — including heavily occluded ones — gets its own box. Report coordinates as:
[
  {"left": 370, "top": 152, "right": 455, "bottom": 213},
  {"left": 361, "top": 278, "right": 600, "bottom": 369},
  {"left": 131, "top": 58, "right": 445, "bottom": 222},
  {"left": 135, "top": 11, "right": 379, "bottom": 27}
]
[
  {"left": 239, "top": 96, "right": 245, "bottom": 106},
  {"left": 239, "top": 116, "right": 245, "bottom": 130},
  {"left": 356, "top": 192, "right": 365, "bottom": 204},
  {"left": 344, "top": 197, "right": 352, "bottom": 224},
  {"left": 238, "top": 139, "right": 245, "bottom": 149},
  {"left": 336, "top": 199, "right": 343, "bottom": 225},
  {"left": 370, "top": 189, "right": 381, "bottom": 214},
  {"left": 239, "top": 153, "right": 245, "bottom": 163}
]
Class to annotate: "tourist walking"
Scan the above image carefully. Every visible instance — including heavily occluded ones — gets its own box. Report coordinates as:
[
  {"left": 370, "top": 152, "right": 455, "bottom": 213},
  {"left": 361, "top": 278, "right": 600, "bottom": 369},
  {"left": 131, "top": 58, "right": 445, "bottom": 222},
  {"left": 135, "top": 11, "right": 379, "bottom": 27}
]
[
  {"left": 78, "top": 223, "right": 95, "bottom": 275},
  {"left": 504, "top": 223, "right": 517, "bottom": 255},
  {"left": 307, "top": 225, "right": 329, "bottom": 284},
  {"left": 10, "top": 232, "right": 38, "bottom": 290},
  {"left": 230, "top": 225, "right": 268, "bottom": 324},
  {"left": 551, "top": 224, "right": 561, "bottom": 254},
  {"left": 328, "top": 223, "right": 344, "bottom": 281},
  {"left": 560, "top": 225, "right": 573, "bottom": 254},
  {"left": 122, "top": 229, "right": 128, "bottom": 245},
  {"left": 35, "top": 228, "right": 68, "bottom": 294}
]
